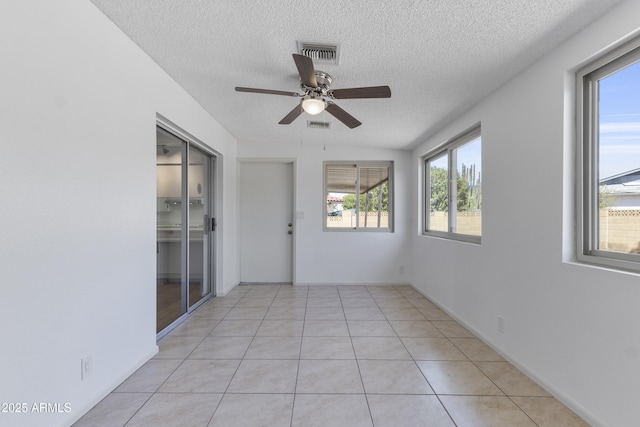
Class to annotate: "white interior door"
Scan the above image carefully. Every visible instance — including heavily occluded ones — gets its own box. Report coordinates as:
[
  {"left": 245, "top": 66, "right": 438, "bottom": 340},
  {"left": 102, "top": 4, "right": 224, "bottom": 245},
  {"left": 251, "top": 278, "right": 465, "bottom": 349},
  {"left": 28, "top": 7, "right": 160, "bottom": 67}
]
[{"left": 239, "top": 162, "right": 293, "bottom": 283}]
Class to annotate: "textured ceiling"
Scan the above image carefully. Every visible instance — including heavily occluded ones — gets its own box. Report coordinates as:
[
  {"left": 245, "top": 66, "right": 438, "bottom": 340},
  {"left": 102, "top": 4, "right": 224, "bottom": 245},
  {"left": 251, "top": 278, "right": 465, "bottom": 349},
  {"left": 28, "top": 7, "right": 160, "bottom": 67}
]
[{"left": 90, "top": 0, "right": 621, "bottom": 150}]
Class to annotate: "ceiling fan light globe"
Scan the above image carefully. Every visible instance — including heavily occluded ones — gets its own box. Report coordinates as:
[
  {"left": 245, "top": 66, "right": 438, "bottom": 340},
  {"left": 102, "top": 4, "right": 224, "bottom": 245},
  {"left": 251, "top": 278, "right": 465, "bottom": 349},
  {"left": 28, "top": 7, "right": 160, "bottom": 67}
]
[{"left": 302, "top": 98, "right": 326, "bottom": 115}]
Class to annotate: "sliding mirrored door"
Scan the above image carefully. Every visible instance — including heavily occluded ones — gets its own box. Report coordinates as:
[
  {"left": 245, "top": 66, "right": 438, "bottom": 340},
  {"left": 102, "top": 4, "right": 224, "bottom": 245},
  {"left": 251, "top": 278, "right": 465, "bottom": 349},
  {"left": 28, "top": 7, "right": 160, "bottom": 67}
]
[{"left": 156, "top": 126, "right": 215, "bottom": 334}]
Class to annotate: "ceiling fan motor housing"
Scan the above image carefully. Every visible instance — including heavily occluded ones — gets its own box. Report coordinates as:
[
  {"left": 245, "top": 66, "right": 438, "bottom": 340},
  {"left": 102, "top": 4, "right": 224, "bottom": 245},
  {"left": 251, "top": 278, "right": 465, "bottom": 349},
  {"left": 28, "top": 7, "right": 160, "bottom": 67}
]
[
  {"left": 314, "top": 71, "right": 332, "bottom": 88},
  {"left": 302, "top": 70, "right": 333, "bottom": 98}
]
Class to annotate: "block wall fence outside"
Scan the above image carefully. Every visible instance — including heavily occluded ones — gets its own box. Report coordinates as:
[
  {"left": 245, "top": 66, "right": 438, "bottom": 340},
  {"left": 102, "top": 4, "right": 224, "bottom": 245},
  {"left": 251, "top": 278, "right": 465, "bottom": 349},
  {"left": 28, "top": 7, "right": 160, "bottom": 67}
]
[
  {"left": 599, "top": 208, "right": 640, "bottom": 253},
  {"left": 424, "top": 209, "right": 639, "bottom": 251},
  {"left": 326, "top": 211, "right": 389, "bottom": 228},
  {"left": 428, "top": 211, "right": 482, "bottom": 236}
]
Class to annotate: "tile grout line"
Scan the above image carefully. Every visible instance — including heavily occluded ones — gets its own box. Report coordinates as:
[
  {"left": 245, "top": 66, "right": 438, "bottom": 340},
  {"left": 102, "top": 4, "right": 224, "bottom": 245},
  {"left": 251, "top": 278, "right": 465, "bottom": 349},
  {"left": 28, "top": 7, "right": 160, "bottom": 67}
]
[
  {"left": 351, "top": 285, "right": 378, "bottom": 427},
  {"left": 81, "top": 284, "right": 575, "bottom": 426},
  {"left": 130, "top": 287, "right": 247, "bottom": 426},
  {"left": 382, "top": 287, "right": 460, "bottom": 427},
  {"left": 122, "top": 393, "right": 155, "bottom": 427},
  {"left": 289, "top": 285, "right": 309, "bottom": 427},
  {"left": 208, "top": 283, "right": 270, "bottom": 425}
]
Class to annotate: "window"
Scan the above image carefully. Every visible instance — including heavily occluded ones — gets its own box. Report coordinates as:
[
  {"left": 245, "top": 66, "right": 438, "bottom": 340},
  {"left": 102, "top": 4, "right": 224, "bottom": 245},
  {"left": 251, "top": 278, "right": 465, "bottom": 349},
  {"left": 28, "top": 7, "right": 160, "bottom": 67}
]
[
  {"left": 423, "top": 127, "right": 481, "bottom": 243},
  {"left": 577, "top": 38, "right": 640, "bottom": 272},
  {"left": 324, "top": 161, "right": 393, "bottom": 231}
]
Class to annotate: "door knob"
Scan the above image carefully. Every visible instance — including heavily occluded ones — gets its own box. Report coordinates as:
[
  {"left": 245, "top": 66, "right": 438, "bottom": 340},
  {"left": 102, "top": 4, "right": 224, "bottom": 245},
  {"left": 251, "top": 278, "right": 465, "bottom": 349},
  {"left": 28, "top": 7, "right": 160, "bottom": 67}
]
[
  {"left": 288, "top": 230, "right": 293, "bottom": 235},
  {"left": 288, "top": 223, "right": 293, "bottom": 227}
]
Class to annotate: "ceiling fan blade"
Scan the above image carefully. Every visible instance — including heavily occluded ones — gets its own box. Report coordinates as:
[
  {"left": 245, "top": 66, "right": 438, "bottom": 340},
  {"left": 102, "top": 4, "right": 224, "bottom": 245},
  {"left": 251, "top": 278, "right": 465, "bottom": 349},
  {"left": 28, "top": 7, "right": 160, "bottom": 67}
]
[
  {"left": 329, "top": 86, "right": 391, "bottom": 99},
  {"left": 325, "top": 103, "right": 362, "bottom": 129},
  {"left": 292, "top": 54, "right": 318, "bottom": 88},
  {"left": 278, "top": 103, "right": 303, "bottom": 125},
  {"left": 235, "top": 87, "right": 300, "bottom": 97}
]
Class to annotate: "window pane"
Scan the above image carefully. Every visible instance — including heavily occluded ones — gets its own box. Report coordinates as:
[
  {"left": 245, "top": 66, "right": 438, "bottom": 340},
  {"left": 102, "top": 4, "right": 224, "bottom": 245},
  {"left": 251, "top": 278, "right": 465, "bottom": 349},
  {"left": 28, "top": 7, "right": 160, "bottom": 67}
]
[
  {"left": 325, "top": 162, "right": 392, "bottom": 231},
  {"left": 455, "top": 137, "right": 482, "bottom": 236},
  {"left": 187, "top": 147, "right": 210, "bottom": 308},
  {"left": 156, "top": 127, "right": 186, "bottom": 333},
  {"left": 429, "top": 154, "right": 449, "bottom": 232},
  {"left": 597, "top": 60, "right": 640, "bottom": 254},
  {"left": 359, "top": 167, "right": 389, "bottom": 228},
  {"left": 326, "top": 165, "right": 357, "bottom": 228}
]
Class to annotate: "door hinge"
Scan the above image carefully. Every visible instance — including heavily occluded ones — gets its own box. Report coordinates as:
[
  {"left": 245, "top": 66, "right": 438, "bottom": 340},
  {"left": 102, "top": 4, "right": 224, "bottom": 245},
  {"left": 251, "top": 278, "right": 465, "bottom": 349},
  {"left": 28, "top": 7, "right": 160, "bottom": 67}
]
[{"left": 211, "top": 217, "right": 217, "bottom": 231}]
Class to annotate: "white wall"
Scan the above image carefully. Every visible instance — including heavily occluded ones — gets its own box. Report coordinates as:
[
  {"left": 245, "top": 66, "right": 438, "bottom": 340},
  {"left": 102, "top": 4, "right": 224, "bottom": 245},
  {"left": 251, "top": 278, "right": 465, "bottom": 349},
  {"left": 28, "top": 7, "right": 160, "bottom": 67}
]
[
  {"left": 0, "top": 1, "right": 237, "bottom": 426},
  {"left": 410, "top": 1, "right": 640, "bottom": 426},
  {"left": 238, "top": 141, "right": 412, "bottom": 285},
  {"left": 3, "top": 0, "right": 636, "bottom": 425}
]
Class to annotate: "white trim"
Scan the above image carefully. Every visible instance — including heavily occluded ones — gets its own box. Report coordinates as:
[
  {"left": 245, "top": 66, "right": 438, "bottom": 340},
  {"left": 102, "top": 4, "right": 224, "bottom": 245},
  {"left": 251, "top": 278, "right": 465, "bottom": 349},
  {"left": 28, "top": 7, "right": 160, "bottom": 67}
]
[
  {"left": 323, "top": 160, "right": 394, "bottom": 232},
  {"left": 410, "top": 285, "right": 608, "bottom": 427},
  {"left": 63, "top": 347, "right": 159, "bottom": 427},
  {"left": 296, "top": 281, "right": 412, "bottom": 287},
  {"left": 422, "top": 124, "right": 482, "bottom": 244},
  {"left": 575, "top": 36, "right": 640, "bottom": 273}
]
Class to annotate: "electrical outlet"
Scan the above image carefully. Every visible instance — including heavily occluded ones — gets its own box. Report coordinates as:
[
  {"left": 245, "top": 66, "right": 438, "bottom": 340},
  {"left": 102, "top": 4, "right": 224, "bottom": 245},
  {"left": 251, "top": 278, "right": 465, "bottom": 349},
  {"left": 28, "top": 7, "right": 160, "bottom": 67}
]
[
  {"left": 81, "top": 355, "right": 93, "bottom": 380},
  {"left": 497, "top": 316, "right": 505, "bottom": 334}
]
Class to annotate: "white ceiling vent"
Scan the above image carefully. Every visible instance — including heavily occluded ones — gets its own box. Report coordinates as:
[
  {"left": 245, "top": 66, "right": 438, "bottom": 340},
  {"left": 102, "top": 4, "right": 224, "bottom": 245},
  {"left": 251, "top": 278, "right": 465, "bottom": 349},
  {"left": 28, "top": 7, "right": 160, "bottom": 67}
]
[
  {"left": 297, "top": 41, "right": 340, "bottom": 65},
  {"left": 307, "top": 120, "right": 331, "bottom": 129}
]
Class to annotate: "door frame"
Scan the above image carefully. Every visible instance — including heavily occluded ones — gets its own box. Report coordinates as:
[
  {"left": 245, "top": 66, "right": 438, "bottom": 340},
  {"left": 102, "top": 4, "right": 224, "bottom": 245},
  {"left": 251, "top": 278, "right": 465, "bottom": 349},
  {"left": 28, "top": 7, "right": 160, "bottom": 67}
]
[
  {"left": 237, "top": 158, "right": 297, "bottom": 285},
  {"left": 186, "top": 143, "right": 216, "bottom": 310},
  {"left": 156, "top": 116, "right": 220, "bottom": 338}
]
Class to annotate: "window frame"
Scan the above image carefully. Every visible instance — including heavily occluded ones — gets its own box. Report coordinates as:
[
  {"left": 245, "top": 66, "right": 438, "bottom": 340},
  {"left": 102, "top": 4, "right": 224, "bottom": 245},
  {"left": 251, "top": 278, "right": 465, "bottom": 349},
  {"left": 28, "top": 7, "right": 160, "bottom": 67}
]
[
  {"left": 576, "top": 37, "right": 640, "bottom": 273},
  {"left": 422, "top": 126, "right": 482, "bottom": 244},
  {"left": 323, "top": 160, "right": 394, "bottom": 232}
]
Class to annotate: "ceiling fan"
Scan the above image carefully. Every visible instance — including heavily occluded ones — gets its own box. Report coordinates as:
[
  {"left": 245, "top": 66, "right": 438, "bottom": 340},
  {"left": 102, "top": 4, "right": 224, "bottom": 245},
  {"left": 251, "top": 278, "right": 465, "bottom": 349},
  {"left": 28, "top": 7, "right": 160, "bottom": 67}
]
[{"left": 235, "top": 54, "right": 391, "bottom": 129}]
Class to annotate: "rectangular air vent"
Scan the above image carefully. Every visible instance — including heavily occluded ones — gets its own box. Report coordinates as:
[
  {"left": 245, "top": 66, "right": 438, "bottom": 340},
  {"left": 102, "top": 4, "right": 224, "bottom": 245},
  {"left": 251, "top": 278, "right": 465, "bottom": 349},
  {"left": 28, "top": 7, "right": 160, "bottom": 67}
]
[
  {"left": 307, "top": 120, "right": 331, "bottom": 129},
  {"left": 297, "top": 41, "right": 340, "bottom": 65}
]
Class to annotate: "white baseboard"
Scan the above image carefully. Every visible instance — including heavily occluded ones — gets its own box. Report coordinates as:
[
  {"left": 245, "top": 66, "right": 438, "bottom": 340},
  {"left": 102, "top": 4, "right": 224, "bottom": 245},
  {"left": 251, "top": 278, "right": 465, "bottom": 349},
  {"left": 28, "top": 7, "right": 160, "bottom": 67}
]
[
  {"left": 218, "top": 282, "right": 240, "bottom": 296},
  {"left": 61, "top": 346, "right": 159, "bottom": 427},
  {"left": 223, "top": 282, "right": 413, "bottom": 289},
  {"left": 294, "top": 282, "right": 412, "bottom": 286},
  {"left": 409, "top": 284, "right": 607, "bottom": 427}
]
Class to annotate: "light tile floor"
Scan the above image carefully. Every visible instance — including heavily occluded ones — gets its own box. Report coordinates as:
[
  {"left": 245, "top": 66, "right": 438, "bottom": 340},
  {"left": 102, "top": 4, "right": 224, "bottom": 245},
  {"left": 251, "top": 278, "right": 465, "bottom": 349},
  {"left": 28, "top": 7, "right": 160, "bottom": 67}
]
[{"left": 74, "top": 284, "right": 590, "bottom": 427}]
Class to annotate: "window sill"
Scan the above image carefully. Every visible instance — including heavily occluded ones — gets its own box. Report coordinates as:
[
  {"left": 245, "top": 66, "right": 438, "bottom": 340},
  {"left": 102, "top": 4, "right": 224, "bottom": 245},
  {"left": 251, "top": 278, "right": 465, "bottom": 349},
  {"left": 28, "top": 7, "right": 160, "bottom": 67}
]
[{"left": 421, "top": 231, "right": 481, "bottom": 245}]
